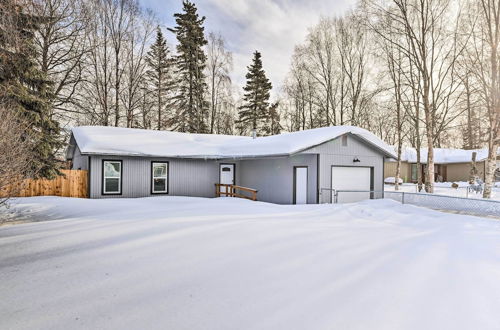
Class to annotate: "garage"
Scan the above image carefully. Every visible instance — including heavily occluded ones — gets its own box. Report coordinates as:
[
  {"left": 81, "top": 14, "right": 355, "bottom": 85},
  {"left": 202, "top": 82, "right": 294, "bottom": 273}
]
[{"left": 331, "top": 166, "right": 372, "bottom": 203}]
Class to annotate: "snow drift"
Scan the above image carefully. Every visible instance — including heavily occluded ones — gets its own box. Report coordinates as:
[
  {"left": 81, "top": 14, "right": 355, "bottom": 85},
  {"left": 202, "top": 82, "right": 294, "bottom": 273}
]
[{"left": 1, "top": 196, "right": 500, "bottom": 330}]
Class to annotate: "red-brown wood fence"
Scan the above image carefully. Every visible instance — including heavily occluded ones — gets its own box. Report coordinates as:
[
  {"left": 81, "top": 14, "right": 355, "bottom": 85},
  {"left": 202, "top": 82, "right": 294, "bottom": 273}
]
[{"left": 1, "top": 170, "right": 88, "bottom": 198}]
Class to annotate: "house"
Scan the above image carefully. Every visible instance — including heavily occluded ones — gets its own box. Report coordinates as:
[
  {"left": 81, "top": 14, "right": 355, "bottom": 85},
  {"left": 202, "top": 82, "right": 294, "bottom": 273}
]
[
  {"left": 384, "top": 147, "right": 500, "bottom": 183},
  {"left": 66, "top": 126, "right": 396, "bottom": 204}
]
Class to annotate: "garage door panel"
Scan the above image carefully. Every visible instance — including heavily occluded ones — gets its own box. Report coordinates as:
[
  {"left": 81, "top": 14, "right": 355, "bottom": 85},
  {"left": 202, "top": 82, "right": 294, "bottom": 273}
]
[{"left": 331, "top": 167, "right": 371, "bottom": 203}]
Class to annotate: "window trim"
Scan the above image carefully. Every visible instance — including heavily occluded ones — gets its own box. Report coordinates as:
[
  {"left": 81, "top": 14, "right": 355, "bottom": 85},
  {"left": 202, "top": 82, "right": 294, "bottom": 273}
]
[
  {"left": 151, "top": 161, "right": 169, "bottom": 194},
  {"left": 102, "top": 160, "right": 123, "bottom": 195}
]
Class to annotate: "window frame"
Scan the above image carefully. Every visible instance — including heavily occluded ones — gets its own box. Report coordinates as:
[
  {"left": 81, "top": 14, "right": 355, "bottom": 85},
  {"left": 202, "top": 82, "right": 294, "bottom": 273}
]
[
  {"left": 102, "top": 160, "right": 123, "bottom": 195},
  {"left": 151, "top": 161, "right": 169, "bottom": 194}
]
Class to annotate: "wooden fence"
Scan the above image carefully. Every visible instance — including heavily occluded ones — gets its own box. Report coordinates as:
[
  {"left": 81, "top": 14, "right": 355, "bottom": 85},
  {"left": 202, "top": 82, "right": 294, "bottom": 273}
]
[{"left": 1, "top": 170, "right": 88, "bottom": 198}]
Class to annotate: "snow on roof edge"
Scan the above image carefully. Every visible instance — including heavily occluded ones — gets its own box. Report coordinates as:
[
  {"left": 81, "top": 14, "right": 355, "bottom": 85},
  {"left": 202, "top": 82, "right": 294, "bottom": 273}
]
[
  {"left": 69, "top": 125, "right": 397, "bottom": 160},
  {"left": 387, "top": 146, "right": 500, "bottom": 164}
]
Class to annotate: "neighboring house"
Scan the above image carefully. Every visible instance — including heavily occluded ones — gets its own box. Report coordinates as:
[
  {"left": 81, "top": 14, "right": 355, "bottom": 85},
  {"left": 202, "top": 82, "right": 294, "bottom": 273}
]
[
  {"left": 384, "top": 148, "right": 500, "bottom": 183},
  {"left": 66, "top": 126, "right": 396, "bottom": 204}
]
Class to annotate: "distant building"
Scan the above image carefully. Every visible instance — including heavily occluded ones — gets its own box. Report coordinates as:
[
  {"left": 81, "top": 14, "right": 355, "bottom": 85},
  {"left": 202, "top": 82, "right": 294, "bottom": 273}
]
[{"left": 384, "top": 148, "right": 500, "bottom": 183}]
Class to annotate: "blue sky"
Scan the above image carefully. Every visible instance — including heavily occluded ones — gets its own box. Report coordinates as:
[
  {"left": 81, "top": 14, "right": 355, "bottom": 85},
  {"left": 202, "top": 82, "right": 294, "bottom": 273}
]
[{"left": 139, "top": 0, "right": 355, "bottom": 93}]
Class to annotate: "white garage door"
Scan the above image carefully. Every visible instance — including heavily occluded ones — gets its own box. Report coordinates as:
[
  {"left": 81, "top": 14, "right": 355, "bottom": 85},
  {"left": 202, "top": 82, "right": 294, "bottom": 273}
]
[{"left": 331, "top": 167, "right": 371, "bottom": 203}]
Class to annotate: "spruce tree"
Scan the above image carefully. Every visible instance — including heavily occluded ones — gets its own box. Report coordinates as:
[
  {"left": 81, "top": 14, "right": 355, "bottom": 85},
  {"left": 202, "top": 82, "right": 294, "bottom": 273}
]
[
  {"left": 0, "top": 0, "right": 62, "bottom": 178},
  {"left": 237, "top": 51, "right": 273, "bottom": 136},
  {"left": 262, "top": 102, "right": 282, "bottom": 136},
  {"left": 168, "top": 1, "right": 209, "bottom": 133},
  {"left": 145, "top": 27, "right": 174, "bottom": 130}
]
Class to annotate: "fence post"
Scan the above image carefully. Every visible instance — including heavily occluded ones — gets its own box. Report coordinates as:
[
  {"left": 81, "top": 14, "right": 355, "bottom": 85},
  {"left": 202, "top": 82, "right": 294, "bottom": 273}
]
[
  {"left": 334, "top": 191, "right": 338, "bottom": 204},
  {"left": 402, "top": 192, "right": 405, "bottom": 204}
]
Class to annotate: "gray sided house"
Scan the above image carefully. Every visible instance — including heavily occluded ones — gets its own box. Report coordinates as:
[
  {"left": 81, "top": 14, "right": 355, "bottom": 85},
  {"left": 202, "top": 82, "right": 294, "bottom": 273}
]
[{"left": 66, "top": 126, "right": 396, "bottom": 204}]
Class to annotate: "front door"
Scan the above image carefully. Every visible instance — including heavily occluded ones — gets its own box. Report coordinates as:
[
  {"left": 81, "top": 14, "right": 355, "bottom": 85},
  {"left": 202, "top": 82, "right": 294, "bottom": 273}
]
[
  {"left": 220, "top": 164, "right": 235, "bottom": 195},
  {"left": 294, "top": 166, "right": 308, "bottom": 204}
]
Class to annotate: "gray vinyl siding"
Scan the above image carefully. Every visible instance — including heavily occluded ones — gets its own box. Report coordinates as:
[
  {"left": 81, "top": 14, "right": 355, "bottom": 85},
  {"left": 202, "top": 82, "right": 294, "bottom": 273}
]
[
  {"left": 238, "top": 154, "right": 317, "bottom": 204},
  {"left": 71, "top": 146, "right": 89, "bottom": 170},
  {"left": 81, "top": 132, "right": 385, "bottom": 203},
  {"left": 301, "top": 134, "right": 385, "bottom": 195},
  {"left": 89, "top": 155, "right": 241, "bottom": 199}
]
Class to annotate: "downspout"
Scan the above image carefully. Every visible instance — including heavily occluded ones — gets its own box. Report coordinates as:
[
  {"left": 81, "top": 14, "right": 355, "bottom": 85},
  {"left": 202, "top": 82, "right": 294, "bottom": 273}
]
[
  {"left": 382, "top": 157, "right": 385, "bottom": 199},
  {"left": 316, "top": 154, "right": 320, "bottom": 204},
  {"left": 87, "top": 156, "right": 91, "bottom": 198}
]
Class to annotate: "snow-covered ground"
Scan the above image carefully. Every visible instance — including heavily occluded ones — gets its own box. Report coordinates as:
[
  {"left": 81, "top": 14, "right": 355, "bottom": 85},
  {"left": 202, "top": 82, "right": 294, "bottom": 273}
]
[
  {"left": 385, "top": 183, "right": 500, "bottom": 201},
  {"left": 2, "top": 196, "right": 500, "bottom": 330}
]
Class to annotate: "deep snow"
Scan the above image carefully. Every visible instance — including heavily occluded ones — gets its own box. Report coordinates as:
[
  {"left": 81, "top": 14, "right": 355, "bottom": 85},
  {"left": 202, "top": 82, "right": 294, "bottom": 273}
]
[{"left": 2, "top": 196, "right": 500, "bottom": 330}]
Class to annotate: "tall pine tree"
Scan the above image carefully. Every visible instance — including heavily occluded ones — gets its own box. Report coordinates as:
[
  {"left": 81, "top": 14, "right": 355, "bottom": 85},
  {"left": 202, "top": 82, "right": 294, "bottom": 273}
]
[
  {"left": 237, "top": 51, "right": 273, "bottom": 136},
  {"left": 262, "top": 102, "right": 282, "bottom": 136},
  {"left": 145, "top": 26, "right": 174, "bottom": 130},
  {"left": 168, "top": 1, "right": 209, "bottom": 133},
  {"left": 0, "top": 0, "right": 62, "bottom": 178}
]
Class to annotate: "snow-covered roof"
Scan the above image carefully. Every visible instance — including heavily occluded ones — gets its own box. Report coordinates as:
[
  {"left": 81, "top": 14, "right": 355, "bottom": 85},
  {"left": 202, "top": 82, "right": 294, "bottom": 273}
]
[
  {"left": 392, "top": 147, "right": 499, "bottom": 164},
  {"left": 69, "top": 125, "right": 396, "bottom": 159}
]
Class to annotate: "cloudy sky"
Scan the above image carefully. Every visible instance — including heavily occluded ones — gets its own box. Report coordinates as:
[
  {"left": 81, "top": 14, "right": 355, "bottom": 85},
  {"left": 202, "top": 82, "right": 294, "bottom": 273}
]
[{"left": 139, "top": 0, "right": 356, "bottom": 92}]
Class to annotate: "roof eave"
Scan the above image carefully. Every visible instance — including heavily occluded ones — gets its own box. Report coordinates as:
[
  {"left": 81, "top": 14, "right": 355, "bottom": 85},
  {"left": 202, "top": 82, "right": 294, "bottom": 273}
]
[{"left": 77, "top": 150, "right": 293, "bottom": 160}]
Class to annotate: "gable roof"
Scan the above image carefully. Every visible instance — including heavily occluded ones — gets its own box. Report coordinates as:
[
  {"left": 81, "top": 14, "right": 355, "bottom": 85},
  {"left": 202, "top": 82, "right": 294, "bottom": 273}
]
[
  {"left": 69, "top": 125, "right": 396, "bottom": 159},
  {"left": 394, "top": 147, "right": 499, "bottom": 164}
]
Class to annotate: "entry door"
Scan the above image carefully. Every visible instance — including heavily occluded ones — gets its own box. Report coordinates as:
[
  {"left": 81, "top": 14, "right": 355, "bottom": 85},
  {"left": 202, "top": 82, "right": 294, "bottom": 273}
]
[
  {"left": 220, "top": 164, "right": 235, "bottom": 191},
  {"left": 331, "top": 167, "right": 371, "bottom": 203},
  {"left": 294, "top": 167, "right": 308, "bottom": 204}
]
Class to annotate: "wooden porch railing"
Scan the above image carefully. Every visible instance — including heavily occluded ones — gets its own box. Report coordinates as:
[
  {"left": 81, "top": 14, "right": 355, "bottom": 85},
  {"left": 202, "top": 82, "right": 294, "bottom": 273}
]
[{"left": 215, "top": 183, "right": 258, "bottom": 201}]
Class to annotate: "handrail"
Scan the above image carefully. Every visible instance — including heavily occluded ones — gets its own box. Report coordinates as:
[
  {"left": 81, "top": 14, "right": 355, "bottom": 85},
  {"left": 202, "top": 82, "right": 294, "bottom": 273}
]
[{"left": 215, "top": 183, "right": 258, "bottom": 201}]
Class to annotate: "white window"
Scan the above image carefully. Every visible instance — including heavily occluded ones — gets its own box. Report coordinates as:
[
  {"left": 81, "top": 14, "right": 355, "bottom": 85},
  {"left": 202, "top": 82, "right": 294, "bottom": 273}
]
[
  {"left": 103, "top": 160, "right": 122, "bottom": 194},
  {"left": 152, "top": 162, "right": 168, "bottom": 194}
]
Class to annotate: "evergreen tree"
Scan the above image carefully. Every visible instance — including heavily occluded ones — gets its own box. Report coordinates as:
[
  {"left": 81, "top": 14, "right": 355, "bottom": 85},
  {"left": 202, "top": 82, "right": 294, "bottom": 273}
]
[
  {"left": 145, "top": 26, "right": 174, "bottom": 130},
  {"left": 262, "top": 102, "right": 282, "bottom": 136},
  {"left": 237, "top": 51, "right": 273, "bottom": 136},
  {"left": 0, "top": 0, "right": 62, "bottom": 179},
  {"left": 168, "top": 1, "right": 208, "bottom": 133}
]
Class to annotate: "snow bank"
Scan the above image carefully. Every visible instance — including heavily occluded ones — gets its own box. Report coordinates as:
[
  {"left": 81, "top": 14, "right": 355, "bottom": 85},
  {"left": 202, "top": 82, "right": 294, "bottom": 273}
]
[
  {"left": 71, "top": 125, "right": 396, "bottom": 159},
  {"left": 434, "top": 181, "right": 470, "bottom": 188},
  {"left": 2, "top": 196, "right": 500, "bottom": 330},
  {"left": 385, "top": 183, "right": 500, "bottom": 201},
  {"left": 384, "top": 176, "right": 403, "bottom": 184}
]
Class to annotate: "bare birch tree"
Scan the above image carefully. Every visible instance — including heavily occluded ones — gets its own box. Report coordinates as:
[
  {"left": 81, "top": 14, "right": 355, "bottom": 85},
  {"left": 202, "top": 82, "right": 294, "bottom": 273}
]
[
  {"left": 121, "top": 8, "right": 155, "bottom": 127},
  {"left": 368, "top": 0, "right": 465, "bottom": 193},
  {"left": 466, "top": 0, "right": 500, "bottom": 198},
  {"left": 206, "top": 32, "right": 233, "bottom": 134},
  {"left": 31, "top": 0, "right": 88, "bottom": 123}
]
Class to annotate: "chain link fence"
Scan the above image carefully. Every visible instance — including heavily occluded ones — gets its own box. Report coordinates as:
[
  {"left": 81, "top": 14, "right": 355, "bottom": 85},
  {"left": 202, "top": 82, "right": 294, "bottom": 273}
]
[
  {"left": 319, "top": 189, "right": 500, "bottom": 218},
  {"left": 388, "top": 184, "right": 490, "bottom": 199}
]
